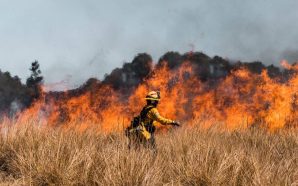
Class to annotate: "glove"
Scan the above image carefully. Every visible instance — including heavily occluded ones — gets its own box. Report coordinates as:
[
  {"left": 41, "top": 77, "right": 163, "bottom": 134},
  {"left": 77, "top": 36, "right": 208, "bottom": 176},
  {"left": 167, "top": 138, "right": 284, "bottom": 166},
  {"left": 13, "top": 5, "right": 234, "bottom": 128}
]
[{"left": 171, "top": 121, "right": 180, "bottom": 127}]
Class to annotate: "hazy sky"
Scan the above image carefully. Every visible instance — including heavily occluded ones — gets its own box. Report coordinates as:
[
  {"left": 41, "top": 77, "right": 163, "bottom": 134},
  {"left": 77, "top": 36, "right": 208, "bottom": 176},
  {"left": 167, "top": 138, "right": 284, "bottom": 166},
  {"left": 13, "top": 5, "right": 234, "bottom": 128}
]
[{"left": 1, "top": 0, "right": 298, "bottom": 89}]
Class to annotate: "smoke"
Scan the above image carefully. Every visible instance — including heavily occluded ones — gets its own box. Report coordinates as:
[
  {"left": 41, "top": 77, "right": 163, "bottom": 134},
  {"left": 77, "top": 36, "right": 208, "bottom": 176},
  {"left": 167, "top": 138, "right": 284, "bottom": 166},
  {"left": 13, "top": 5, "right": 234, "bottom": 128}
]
[
  {"left": 1, "top": 50, "right": 297, "bottom": 130},
  {"left": 9, "top": 51, "right": 296, "bottom": 130},
  {"left": 281, "top": 49, "right": 298, "bottom": 64},
  {"left": 1, "top": 0, "right": 298, "bottom": 87}
]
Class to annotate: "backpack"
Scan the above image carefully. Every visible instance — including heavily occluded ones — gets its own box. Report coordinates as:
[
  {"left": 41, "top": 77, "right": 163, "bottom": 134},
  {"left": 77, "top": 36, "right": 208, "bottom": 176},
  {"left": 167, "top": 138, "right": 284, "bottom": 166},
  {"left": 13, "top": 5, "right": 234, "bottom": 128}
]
[{"left": 125, "top": 106, "right": 154, "bottom": 140}]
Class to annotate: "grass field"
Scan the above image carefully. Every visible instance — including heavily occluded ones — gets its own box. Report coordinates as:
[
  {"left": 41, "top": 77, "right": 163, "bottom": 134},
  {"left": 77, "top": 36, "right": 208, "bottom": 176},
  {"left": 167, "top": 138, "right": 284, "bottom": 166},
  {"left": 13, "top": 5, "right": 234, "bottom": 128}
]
[{"left": 0, "top": 122, "right": 297, "bottom": 186}]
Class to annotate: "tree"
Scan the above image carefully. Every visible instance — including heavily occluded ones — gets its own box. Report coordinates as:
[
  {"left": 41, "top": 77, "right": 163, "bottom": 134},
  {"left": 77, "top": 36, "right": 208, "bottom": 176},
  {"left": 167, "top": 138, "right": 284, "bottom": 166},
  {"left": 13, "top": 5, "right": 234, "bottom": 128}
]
[
  {"left": 26, "top": 60, "right": 44, "bottom": 100},
  {"left": 26, "top": 60, "right": 43, "bottom": 87}
]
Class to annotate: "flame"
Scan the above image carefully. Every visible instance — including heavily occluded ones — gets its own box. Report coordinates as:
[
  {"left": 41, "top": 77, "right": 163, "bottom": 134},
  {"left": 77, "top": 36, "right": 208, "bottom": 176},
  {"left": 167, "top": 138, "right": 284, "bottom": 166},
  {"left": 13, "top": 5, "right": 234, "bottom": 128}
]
[
  {"left": 281, "top": 60, "right": 298, "bottom": 71},
  {"left": 14, "top": 59, "right": 298, "bottom": 131}
]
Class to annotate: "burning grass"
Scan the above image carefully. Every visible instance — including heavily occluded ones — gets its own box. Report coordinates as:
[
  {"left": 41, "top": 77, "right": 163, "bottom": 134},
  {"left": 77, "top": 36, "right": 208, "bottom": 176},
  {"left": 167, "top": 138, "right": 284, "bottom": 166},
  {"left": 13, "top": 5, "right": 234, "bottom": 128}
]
[
  {"left": 0, "top": 121, "right": 297, "bottom": 185},
  {"left": 16, "top": 59, "right": 298, "bottom": 131}
]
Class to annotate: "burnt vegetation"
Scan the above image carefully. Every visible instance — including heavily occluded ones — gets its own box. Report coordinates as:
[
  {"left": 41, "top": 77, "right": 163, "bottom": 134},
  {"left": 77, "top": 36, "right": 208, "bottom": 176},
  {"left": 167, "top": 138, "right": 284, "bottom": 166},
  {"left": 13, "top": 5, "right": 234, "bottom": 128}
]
[{"left": 0, "top": 51, "right": 294, "bottom": 117}]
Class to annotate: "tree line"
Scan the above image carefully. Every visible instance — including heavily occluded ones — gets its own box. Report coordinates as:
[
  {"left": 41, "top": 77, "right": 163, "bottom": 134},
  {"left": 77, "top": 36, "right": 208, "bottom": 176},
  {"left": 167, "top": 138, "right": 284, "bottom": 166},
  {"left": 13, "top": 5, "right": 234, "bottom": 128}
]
[{"left": 1, "top": 51, "right": 294, "bottom": 117}]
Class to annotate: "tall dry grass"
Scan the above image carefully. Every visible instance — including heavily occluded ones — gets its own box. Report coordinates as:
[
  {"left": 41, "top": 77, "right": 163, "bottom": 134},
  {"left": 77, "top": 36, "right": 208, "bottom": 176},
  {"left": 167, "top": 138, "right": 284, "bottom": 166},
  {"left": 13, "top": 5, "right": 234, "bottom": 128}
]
[{"left": 0, "top": 121, "right": 297, "bottom": 186}]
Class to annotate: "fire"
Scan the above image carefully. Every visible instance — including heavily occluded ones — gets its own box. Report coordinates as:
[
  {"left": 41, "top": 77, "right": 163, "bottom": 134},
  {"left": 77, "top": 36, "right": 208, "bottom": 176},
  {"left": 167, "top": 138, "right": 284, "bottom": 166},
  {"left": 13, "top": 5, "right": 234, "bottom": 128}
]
[{"left": 15, "top": 58, "right": 298, "bottom": 131}]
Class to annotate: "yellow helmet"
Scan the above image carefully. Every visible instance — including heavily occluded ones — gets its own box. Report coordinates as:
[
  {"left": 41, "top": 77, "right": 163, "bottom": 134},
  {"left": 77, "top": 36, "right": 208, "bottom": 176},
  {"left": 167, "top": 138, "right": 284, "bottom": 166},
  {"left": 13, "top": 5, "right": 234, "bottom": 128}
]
[{"left": 145, "top": 91, "right": 161, "bottom": 101}]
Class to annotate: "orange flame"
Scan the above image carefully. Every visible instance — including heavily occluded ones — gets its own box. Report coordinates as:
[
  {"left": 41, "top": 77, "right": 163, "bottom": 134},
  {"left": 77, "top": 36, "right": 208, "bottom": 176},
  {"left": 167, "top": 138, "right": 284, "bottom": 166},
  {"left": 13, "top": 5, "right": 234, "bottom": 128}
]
[{"left": 15, "top": 60, "right": 298, "bottom": 131}]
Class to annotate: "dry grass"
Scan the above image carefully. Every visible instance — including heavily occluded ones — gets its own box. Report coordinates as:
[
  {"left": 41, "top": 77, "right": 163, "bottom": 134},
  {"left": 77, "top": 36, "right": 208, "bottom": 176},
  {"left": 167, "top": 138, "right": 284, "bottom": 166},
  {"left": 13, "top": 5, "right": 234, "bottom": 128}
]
[{"left": 0, "top": 122, "right": 297, "bottom": 186}]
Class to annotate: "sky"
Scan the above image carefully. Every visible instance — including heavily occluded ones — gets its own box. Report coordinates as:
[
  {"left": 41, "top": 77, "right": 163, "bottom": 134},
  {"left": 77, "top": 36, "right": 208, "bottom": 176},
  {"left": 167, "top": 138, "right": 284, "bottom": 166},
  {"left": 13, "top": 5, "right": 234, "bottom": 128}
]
[{"left": 1, "top": 0, "right": 298, "bottom": 90}]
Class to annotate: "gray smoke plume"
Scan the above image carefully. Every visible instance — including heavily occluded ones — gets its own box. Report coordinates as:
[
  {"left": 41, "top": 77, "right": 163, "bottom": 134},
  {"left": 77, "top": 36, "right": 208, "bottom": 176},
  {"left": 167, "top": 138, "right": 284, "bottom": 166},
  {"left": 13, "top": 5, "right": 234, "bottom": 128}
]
[{"left": 1, "top": 0, "right": 298, "bottom": 89}]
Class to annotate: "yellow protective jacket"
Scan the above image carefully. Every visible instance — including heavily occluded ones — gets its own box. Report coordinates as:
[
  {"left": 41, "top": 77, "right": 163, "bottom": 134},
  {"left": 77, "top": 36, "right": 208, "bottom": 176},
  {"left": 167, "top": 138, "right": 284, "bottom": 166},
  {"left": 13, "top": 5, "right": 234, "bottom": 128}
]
[
  {"left": 141, "top": 105, "right": 174, "bottom": 134},
  {"left": 145, "top": 107, "right": 173, "bottom": 125}
]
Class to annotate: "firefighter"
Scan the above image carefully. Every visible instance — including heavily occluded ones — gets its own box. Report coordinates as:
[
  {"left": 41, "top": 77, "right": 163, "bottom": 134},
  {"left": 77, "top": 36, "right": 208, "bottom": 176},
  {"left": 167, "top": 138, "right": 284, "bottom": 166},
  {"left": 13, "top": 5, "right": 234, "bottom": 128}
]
[{"left": 126, "top": 91, "right": 180, "bottom": 151}]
